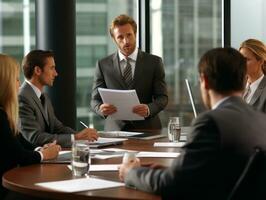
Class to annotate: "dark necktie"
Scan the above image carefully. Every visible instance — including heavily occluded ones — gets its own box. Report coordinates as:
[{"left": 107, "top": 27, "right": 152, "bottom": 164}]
[
  {"left": 40, "top": 94, "right": 48, "bottom": 122},
  {"left": 40, "top": 94, "right": 45, "bottom": 108},
  {"left": 123, "top": 59, "right": 133, "bottom": 88}
]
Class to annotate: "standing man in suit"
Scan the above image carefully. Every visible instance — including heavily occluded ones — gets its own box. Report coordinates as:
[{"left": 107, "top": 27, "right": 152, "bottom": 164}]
[
  {"left": 19, "top": 50, "right": 98, "bottom": 147},
  {"left": 91, "top": 14, "right": 168, "bottom": 131},
  {"left": 119, "top": 47, "right": 266, "bottom": 199}
]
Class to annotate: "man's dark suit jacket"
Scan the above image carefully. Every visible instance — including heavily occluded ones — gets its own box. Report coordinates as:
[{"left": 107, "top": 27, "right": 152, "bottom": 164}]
[
  {"left": 125, "top": 96, "right": 266, "bottom": 199},
  {"left": 249, "top": 75, "right": 266, "bottom": 113},
  {"left": 0, "top": 108, "right": 40, "bottom": 199},
  {"left": 18, "top": 82, "right": 75, "bottom": 147},
  {"left": 91, "top": 49, "right": 168, "bottom": 131}
]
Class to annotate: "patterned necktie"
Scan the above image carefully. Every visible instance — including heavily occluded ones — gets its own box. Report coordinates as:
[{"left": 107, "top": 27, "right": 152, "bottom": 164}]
[
  {"left": 243, "top": 83, "right": 251, "bottom": 102},
  {"left": 123, "top": 59, "right": 133, "bottom": 88}
]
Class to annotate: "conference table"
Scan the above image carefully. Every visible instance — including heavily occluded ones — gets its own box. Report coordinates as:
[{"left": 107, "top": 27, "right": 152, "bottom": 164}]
[{"left": 3, "top": 132, "right": 182, "bottom": 200}]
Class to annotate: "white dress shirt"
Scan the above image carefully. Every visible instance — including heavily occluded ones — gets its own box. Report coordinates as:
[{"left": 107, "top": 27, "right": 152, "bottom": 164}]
[
  {"left": 245, "top": 75, "right": 264, "bottom": 103},
  {"left": 118, "top": 48, "right": 138, "bottom": 77}
]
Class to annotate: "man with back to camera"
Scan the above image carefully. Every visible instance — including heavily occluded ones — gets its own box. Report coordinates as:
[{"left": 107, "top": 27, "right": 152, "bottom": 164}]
[
  {"left": 90, "top": 14, "right": 168, "bottom": 131},
  {"left": 119, "top": 47, "right": 266, "bottom": 199},
  {"left": 19, "top": 50, "right": 98, "bottom": 148}
]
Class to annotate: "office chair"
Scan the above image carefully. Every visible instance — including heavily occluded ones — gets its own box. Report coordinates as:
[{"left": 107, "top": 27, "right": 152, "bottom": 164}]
[{"left": 227, "top": 147, "right": 266, "bottom": 200}]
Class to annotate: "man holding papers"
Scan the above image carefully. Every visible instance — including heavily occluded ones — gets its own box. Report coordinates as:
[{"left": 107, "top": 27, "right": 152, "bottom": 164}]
[
  {"left": 91, "top": 14, "right": 168, "bottom": 131},
  {"left": 119, "top": 48, "right": 266, "bottom": 199}
]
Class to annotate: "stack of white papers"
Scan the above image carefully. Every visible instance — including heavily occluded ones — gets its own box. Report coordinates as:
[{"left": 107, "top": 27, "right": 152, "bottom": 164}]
[
  {"left": 36, "top": 177, "right": 124, "bottom": 192},
  {"left": 154, "top": 142, "right": 186, "bottom": 147}
]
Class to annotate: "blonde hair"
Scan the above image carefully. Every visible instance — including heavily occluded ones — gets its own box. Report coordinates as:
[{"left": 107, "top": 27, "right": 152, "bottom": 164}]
[
  {"left": 239, "top": 38, "right": 266, "bottom": 74},
  {"left": 0, "top": 54, "right": 20, "bottom": 134}
]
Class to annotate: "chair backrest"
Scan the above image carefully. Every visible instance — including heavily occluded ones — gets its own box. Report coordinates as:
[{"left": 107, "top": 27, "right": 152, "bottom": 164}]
[{"left": 227, "top": 147, "right": 266, "bottom": 200}]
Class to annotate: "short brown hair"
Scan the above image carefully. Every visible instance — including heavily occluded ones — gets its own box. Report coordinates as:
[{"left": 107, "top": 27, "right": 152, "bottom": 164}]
[
  {"left": 109, "top": 14, "right": 137, "bottom": 37},
  {"left": 198, "top": 47, "right": 247, "bottom": 94},
  {"left": 22, "top": 50, "right": 54, "bottom": 80}
]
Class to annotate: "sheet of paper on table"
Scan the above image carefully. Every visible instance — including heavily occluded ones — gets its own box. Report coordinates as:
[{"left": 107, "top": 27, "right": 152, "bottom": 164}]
[
  {"left": 153, "top": 142, "right": 186, "bottom": 148},
  {"left": 36, "top": 177, "right": 124, "bottom": 192}
]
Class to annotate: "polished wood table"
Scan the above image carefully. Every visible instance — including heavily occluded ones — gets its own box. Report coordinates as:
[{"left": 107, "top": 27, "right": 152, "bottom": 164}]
[{"left": 3, "top": 137, "right": 179, "bottom": 200}]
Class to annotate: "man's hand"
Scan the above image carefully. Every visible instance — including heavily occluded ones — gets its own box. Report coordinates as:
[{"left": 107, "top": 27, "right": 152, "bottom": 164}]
[
  {"left": 41, "top": 143, "right": 61, "bottom": 160},
  {"left": 132, "top": 104, "right": 149, "bottom": 117},
  {"left": 118, "top": 158, "right": 140, "bottom": 181},
  {"left": 99, "top": 103, "right": 117, "bottom": 116},
  {"left": 75, "top": 128, "right": 98, "bottom": 141}
]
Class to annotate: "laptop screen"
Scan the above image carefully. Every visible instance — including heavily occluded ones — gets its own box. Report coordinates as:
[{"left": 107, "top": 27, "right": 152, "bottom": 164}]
[{"left": 185, "top": 79, "right": 198, "bottom": 118}]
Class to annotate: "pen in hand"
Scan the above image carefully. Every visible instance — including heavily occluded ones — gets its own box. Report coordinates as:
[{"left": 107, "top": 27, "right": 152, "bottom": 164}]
[{"left": 80, "top": 121, "right": 88, "bottom": 128}]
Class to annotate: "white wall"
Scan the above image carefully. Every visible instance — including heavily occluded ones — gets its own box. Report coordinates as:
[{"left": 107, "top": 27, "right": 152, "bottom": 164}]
[{"left": 231, "top": 0, "right": 266, "bottom": 48}]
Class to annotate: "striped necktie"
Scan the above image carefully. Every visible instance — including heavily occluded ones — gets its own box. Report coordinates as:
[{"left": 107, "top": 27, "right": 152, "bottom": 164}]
[
  {"left": 123, "top": 59, "right": 133, "bottom": 88},
  {"left": 243, "top": 83, "right": 251, "bottom": 102}
]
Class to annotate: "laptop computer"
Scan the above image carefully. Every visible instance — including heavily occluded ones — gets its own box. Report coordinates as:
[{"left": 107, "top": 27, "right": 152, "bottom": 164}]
[{"left": 185, "top": 78, "right": 198, "bottom": 118}]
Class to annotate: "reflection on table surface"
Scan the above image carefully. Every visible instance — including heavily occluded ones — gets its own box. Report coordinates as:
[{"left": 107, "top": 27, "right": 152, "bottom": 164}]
[{"left": 3, "top": 131, "right": 184, "bottom": 200}]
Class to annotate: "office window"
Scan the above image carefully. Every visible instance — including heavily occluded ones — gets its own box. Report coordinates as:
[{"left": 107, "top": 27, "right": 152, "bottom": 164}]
[
  {"left": 0, "top": 0, "right": 35, "bottom": 64},
  {"left": 77, "top": 13, "right": 107, "bottom": 35},
  {"left": 76, "top": 0, "right": 138, "bottom": 129},
  {"left": 150, "top": 0, "right": 222, "bottom": 126}
]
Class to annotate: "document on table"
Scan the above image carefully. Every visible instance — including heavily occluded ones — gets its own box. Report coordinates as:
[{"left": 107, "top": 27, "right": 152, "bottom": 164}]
[
  {"left": 136, "top": 151, "right": 180, "bottom": 158},
  {"left": 98, "top": 88, "right": 144, "bottom": 120},
  {"left": 36, "top": 177, "right": 124, "bottom": 192},
  {"left": 89, "top": 137, "right": 128, "bottom": 148},
  {"left": 154, "top": 142, "right": 186, "bottom": 147},
  {"left": 68, "top": 164, "right": 119, "bottom": 172}
]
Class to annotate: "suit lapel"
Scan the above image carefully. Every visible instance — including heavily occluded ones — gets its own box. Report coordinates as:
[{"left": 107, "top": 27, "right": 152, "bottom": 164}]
[
  {"left": 23, "top": 82, "right": 50, "bottom": 126},
  {"left": 133, "top": 50, "right": 143, "bottom": 89},
  {"left": 249, "top": 76, "right": 266, "bottom": 105},
  {"left": 112, "top": 52, "right": 128, "bottom": 89}
]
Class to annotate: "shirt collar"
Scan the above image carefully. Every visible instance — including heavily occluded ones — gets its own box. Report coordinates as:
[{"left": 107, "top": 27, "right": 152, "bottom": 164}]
[
  {"left": 212, "top": 96, "right": 230, "bottom": 110},
  {"left": 25, "top": 80, "right": 42, "bottom": 98},
  {"left": 118, "top": 48, "right": 138, "bottom": 62},
  {"left": 249, "top": 75, "right": 264, "bottom": 90}
]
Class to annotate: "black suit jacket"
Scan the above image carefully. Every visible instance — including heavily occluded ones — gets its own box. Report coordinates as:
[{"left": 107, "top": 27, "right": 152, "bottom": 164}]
[
  {"left": 0, "top": 109, "right": 40, "bottom": 199},
  {"left": 125, "top": 96, "right": 266, "bottom": 200},
  {"left": 91, "top": 49, "right": 168, "bottom": 131}
]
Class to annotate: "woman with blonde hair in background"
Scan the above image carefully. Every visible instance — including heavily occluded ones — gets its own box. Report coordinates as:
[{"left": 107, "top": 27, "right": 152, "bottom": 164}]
[
  {"left": 239, "top": 38, "right": 266, "bottom": 113},
  {"left": 0, "top": 54, "right": 61, "bottom": 200}
]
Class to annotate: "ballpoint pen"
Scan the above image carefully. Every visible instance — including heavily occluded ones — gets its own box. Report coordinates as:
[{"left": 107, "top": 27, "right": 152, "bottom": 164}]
[{"left": 79, "top": 121, "right": 88, "bottom": 128}]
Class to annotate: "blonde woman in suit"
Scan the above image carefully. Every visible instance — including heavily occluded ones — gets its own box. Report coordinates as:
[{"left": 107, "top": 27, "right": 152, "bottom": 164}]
[
  {"left": 239, "top": 38, "right": 266, "bottom": 113},
  {"left": 0, "top": 54, "right": 61, "bottom": 200}
]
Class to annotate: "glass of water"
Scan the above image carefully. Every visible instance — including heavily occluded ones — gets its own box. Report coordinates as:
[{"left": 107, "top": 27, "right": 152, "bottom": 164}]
[
  {"left": 168, "top": 117, "right": 181, "bottom": 142},
  {"left": 71, "top": 140, "right": 90, "bottom": 177}
]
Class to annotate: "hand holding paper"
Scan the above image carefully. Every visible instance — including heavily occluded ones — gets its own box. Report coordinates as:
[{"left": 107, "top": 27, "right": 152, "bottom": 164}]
[{"left": 98, "top": 88, "right": 144, "bottom": 120}]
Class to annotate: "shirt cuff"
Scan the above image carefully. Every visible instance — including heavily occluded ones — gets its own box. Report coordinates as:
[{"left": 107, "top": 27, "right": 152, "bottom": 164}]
[
  {"left": 146, "top": 107, "right": 150, "bottom": 117},
  {"left": 71, "top": 134, "right": 75, "bottom": 142},
  {"left": 35, "top": 150, "right": 44, "bottom": 161}
]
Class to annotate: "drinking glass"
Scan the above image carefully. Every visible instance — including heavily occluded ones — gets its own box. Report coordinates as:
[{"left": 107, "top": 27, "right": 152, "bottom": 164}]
[
  {"left": 168, "top": 117, "right": 181, "bottom": 142},
  {"left": 71, "top": 140, "right": 90, "bottom": 177}
]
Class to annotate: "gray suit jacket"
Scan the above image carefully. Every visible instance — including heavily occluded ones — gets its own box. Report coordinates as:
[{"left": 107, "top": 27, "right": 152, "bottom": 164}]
[
  {"left": 91, "top": 49, "right": 168, "bottom": 131},
  {"left": 18, "top": 82, "right": 75, "bottom": 147},
  {"left": 249, "top": 75, "right": 266, "bottom": 113},
  {"left": 125, "top": 97, "right": 266, "bottom": 199}
]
